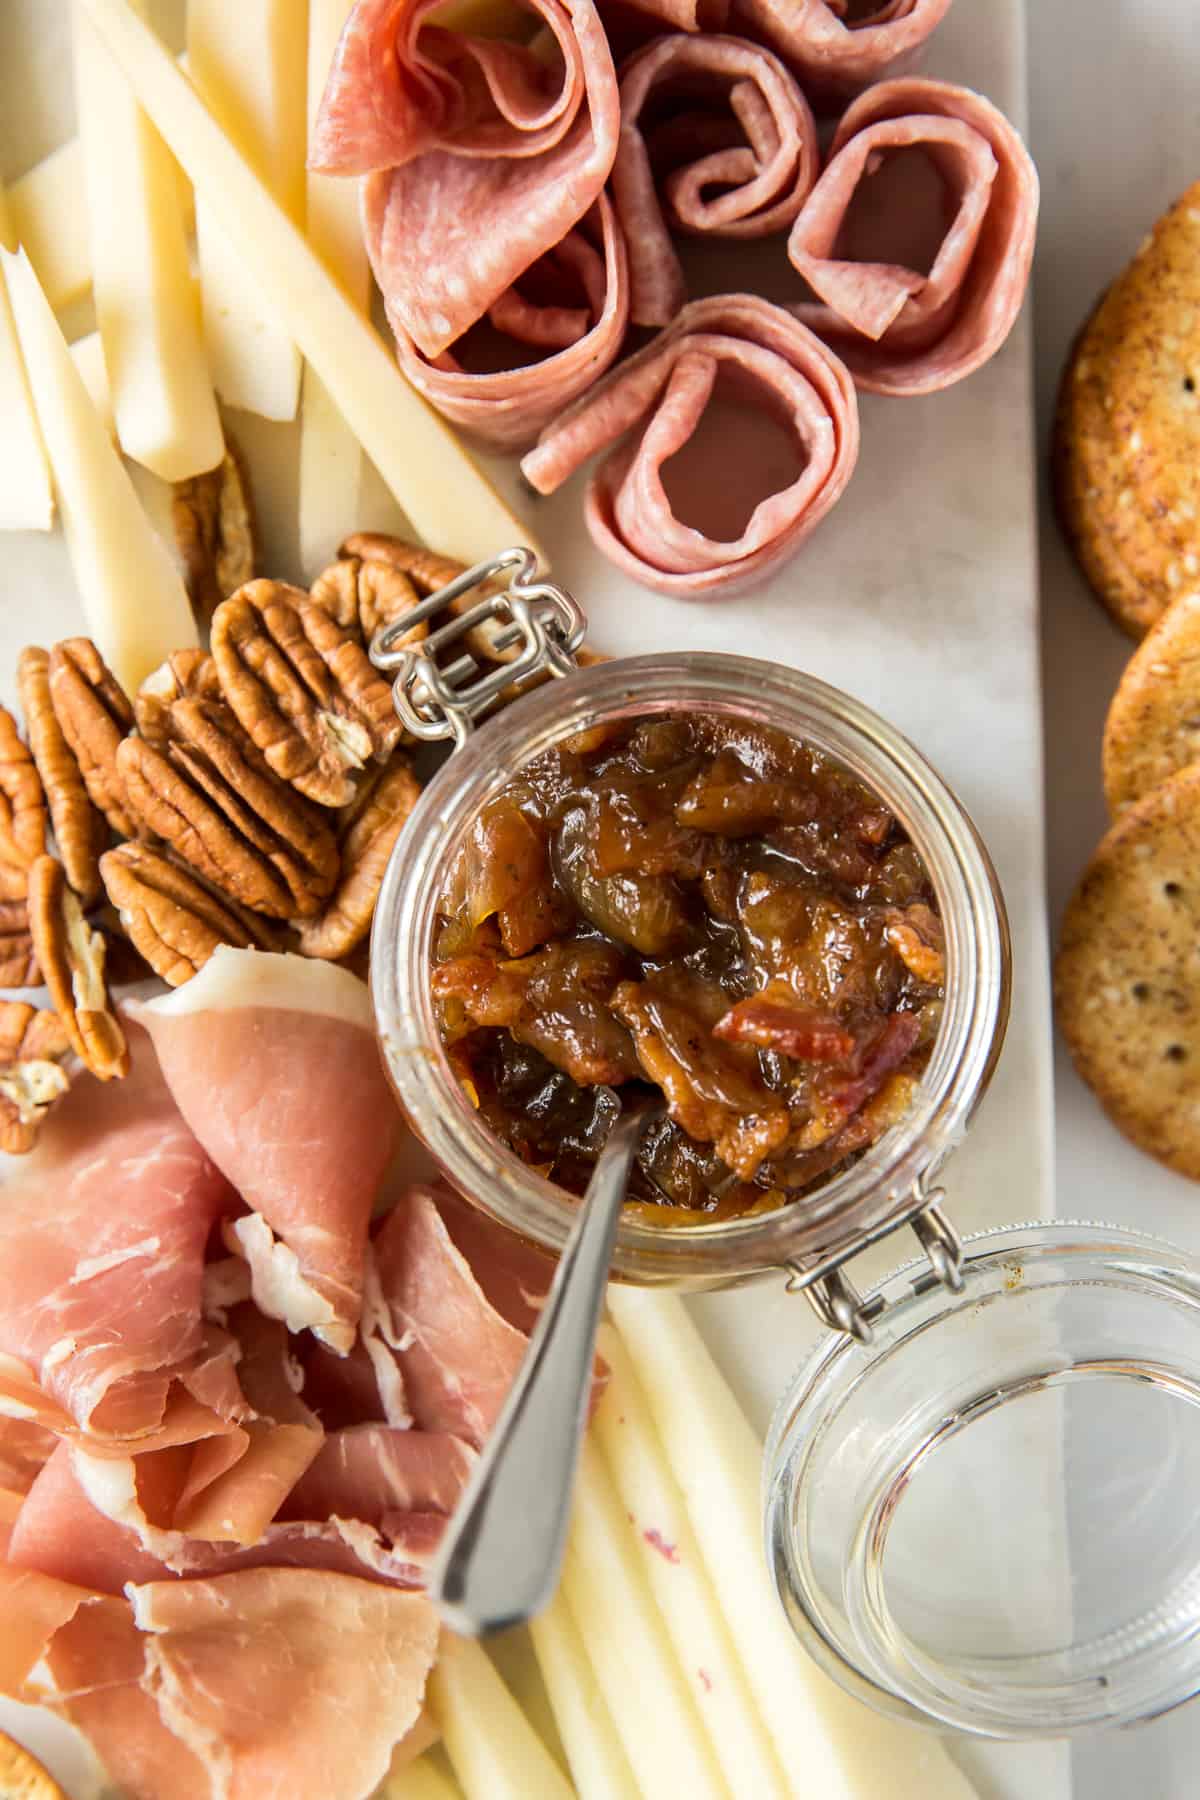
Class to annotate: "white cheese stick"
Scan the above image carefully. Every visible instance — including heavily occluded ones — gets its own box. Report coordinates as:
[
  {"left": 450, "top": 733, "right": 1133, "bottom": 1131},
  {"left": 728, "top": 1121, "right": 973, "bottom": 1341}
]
[
  {"left": 78, "top": 0, "right": 544, "bottom": 570},
  {"left": 375, "top": 1750, "right": 462, "bottom": 1799},
  {"left": 592, "top": 1322, "right": 790, "bottom": 1800},
  {"left": 607, "top": 1291, "right": 979, "bottom": 1800},
  {"left": 527, "top": 1592, "right": 640, "bottom": 1800},
  {"left": 426, "top": 1637, "right": 573, "bottom": 1800},
  {"left": 561, "top": 1438, "right": 728, "bottom": 1800},
  {"left": 73, "top": 0, "right": 223, "bottom": 481},
  {"left": 299, "top": 0, "right": 369, "bottom": 577},
  {"left": 0, "top": 184, "right": 54, "bottom": 531},
  {"left": 187, "top": 0, "right": 307, "bottom": 421},
  {"left": 2, "top": 247, "right": 198, "bottom": 694},
  {"left": 68, "top": 331, "right": 113, "bottom": 435},
  {"left": 9, "top": 133, "right": 195, "bottom": 318}
]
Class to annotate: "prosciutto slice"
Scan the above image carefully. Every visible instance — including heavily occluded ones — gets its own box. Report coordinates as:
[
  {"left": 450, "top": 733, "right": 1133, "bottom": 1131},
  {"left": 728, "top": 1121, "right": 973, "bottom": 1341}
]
[
  {"left": 786, "top": 77, "right": 1038, "bottom": 394},
  {"left": 134, "top": 950, "right": 400, "bottom": 1356},
  {"left": 313, "top": 0, "right": 621, "bottom": 359},
  {"left": 613, "top": 33, "right": 818, "bottom": 326},
  {"left": 522, "top": 292, "right": 859, "bottom": 596},
  {"left": 733, "top": 0, "right": 954, "bottom": 100},
  {"left": 390, "top": 196, "right": 630, "bottom": 449},
  {"left": 0, "top": 1024, "right": 237, "bottom": 1443},
  {"left": 280, "top": 1424, "right": 474, "bottom": 1529}
]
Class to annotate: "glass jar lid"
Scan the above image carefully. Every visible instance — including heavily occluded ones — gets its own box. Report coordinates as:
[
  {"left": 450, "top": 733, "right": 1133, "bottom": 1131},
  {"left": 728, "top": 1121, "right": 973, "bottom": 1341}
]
[{"left": 764, "top": 1220, "right": 1200, "bottom": 1738}]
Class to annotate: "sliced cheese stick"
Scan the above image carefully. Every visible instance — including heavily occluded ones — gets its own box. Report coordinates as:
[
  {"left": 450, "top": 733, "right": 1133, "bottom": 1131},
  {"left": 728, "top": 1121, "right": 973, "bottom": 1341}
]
[
  {"left": 528, "top": 1592, "right": 641, "bottom": 1800},
  {"left": 187, "top": 0, "right": 306, "bottom": 421},
  {"left": 607, "top": 1290, "right": 978, "bottom": 1800},
  {"left": 0, "top": 183, "right": 54, "bottom": 531},
  {"left": 2, "top": 247, "right": 198, "bottom": 694},
  {"left": 426, "top": 1636, "right": 573, "bottom": 1800},
  {"left": 561, "top": 1438, "right": 729, "bottom": 1800},
  {"left": 73, "top": 0, "right": 224, "bottom": 481},
  {"left": 376, "top": 1751, "right": 463, "bottom": 1800},
  {"left": 593, "top": 1321, "right": 790, "bottom": 1800},
  {"left": 78, "top": 0, "right": 544, "bottom": 570},
  {"left": 299, "top": 0, "right": 370, "bottom": 576},
  {"left": 68, "top": 331, "right": 113, "bottom": 435}
]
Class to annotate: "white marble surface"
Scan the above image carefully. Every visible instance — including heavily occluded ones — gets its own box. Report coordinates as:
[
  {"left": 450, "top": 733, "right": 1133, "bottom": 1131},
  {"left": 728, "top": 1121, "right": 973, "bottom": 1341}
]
[{"left": 1031, "top": 4, "right": 1200, "bottom": 1797}]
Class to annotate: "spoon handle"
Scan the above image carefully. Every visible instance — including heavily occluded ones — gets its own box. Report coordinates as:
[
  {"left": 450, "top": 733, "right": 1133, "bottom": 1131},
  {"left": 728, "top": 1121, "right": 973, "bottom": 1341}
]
[{"left": 430, "top": 1099, "right": 655, "bottom": 1637}]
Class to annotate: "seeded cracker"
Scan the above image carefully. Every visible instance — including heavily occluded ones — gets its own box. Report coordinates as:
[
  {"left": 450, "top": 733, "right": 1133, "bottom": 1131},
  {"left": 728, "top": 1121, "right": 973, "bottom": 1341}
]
[
  {"left": 0, "top": 1729, "right": 67, "bottom": 1799},
  {"left": 1056, "top": 762, "right": 1200, "bottom": 1177},
  {"left": 1103, "top": 588, "right": 1200, "bottom": 814}
]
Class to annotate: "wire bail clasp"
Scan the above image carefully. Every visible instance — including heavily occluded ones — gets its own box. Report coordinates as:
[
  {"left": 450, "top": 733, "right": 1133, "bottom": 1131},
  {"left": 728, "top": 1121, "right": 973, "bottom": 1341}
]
[{"left": 368, "top": 546, "right": 587, "bottom": 747}]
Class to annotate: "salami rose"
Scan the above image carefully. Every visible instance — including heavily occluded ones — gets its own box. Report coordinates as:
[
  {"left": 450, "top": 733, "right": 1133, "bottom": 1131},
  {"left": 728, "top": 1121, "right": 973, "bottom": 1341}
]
[{"left": 733, "top": 0, "right": 954, "bottom": 101}]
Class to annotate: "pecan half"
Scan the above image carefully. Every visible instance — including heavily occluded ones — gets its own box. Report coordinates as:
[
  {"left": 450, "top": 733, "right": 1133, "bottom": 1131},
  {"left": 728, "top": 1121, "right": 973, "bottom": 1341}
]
[
  {"left": 0, "top": 900, "right": 39, "bottom": 986},
  {"left": 298, "top": 758, "right": 422, "bottom": 960},
  {"left": 18, "top": 647, "right": 106, "bottom": 906},
  {"left": 339, "top": 533, "right": 465, "bottom": 599},
  {"left": 174, "top": 439, "right": 258, "bottom": 624},
  {"left": 101, "top": 841, "right": 278, "bottom": 987},
  {"left": 134, "top": 649, "right": 221, "bottom": 749},
  {"left": 27, "top": 856, "right": 128, "bottom": 1081},
  {"left": 117, "top": 701, "right": 339, "bottom": 920},
  {"left": 309, "top": 556, "right": 422, "bottom": 647},
  {"left": 0, "top": 999, "right": 72, "bottom": 1154},
  {"left": 48, "top": 638, "right": 136, "bottom": 838},
  {"left": 211, "top": 580, "right": 401, "bottom": 807},
  {"left": 0, "top": 704, "right": 46, "bottom": 900}
]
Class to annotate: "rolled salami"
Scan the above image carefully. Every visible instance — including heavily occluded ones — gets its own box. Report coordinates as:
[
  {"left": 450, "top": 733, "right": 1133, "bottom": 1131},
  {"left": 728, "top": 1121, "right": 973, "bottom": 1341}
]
[
  {"left": 390, "top": 198, "right": 630, "bottom": 450},
  {"left": 312, "top": 0, "right": 620, "bottom": 360},
  {"left": 613, "top": 33, "right": 819, "bottom": 327},
  {"left": 786, "top": 77, "right": 1038, "bottom": 395},
  {"left": 522, "top": 293, "right": 859, "bottom": 596},
  {"left": 733, "top": 0, "right": 954, "bottom": 101}
]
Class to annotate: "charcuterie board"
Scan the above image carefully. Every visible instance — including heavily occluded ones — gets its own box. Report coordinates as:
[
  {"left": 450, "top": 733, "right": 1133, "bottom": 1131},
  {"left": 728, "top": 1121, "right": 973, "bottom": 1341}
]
[{"left": 0, "top": 1, "right": 1062, "bottom": 1796}]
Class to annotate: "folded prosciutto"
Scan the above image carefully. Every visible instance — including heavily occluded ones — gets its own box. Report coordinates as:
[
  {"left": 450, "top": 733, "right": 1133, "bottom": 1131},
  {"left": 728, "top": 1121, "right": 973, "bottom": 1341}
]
[
  {"left": 390, "top": 196, "right": 630, "bottom": 449},
  {"left": 612, "top": 33, "right": 818, "bottom": 326},
  {"left": 733, "top": 0, "right": 954, "bottom": 100},
  {"left": 522, "top": 292, "right": 859, "bottom": 596},
  {"left": 133, "top": 950, "right": 400, "bottom": 1356},
  {"left": 786, "top": 77, "right": 1038, "bottom": 395},
  {"left": 312, "top": 0, "right": 621, "bottom": 360}
]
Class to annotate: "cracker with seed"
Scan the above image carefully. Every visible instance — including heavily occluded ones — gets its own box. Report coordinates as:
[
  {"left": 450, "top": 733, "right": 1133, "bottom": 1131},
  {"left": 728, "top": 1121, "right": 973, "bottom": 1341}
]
[
  {"left": 1056, "top": 762, "right": 1200, "bottom": 1177},
  {"left": 1103, "top": 589, "right": 1200, "bottom": 815},
  {"left": 0, "top": 1729, "right": 67, "bottom": 1798},
  {"left": 1053, "top": 179, "right": 1200, "bottom": 640}
]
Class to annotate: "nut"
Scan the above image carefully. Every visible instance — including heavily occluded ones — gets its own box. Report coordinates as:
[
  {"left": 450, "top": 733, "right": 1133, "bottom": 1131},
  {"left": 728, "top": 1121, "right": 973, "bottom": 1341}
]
[
  {"left": 27, "top": 855, "right": 128, "bottom": 1081},
  {"left": 298, "top": 758, "right": 422, "bottom": 960},
  {"left": 339, "top": 533, "right": 466, "bottom": 598},
  {"left": 117, "top": 699, "right": 339, "bottom": 919},
  {"left": 310, "top": 556, "right": 423, "bottom": 648},
  {"left": 0, "top": 703, "right": 46, "bottom": 900},
  {"left": 101, "top": 841, "right": 278, "bottom": 987},
  {"left": 134, "top": 649, "right": 222, "bottom": 749},
  {"left": 18, "top": 647, "right": 106, "bottom": 906},
  {"left": 211, "top": 579, "right": 401, "bottom": 807},
  {"left": 173, "top": 439, "right": 258, "bottom": 624},
  {"left": 0, "top": 999, "right": 72, "bottom": 1154},
  {"left": 0, "top": 900, "right": 39, "bottom": 987},
  {"left": 48, "top": 638, "right": 136, "bottom": 838}
]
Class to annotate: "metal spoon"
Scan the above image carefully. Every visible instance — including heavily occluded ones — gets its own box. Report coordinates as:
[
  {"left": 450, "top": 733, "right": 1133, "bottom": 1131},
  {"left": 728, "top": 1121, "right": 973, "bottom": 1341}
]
[{"left": 430, "top": 1093, "right": 661, "bottom": 1637}]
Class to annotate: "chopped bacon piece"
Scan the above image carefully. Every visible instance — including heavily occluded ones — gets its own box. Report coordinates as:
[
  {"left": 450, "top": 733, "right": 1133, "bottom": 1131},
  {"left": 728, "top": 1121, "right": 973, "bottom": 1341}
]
[{"left": 713, "top": 997, "right": 855, "bottom": 1061}]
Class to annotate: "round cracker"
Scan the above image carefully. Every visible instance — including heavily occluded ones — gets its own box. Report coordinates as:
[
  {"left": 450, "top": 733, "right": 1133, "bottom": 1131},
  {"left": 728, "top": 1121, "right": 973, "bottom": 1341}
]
[
  {"left": 1053, "top": 179, "right": 1200, "bottom": 640},
  {"left": 1103, "top": 589, "right": 1200, "bottom": 814},
  {"left": 0, "top": 1732, "right": 66, "bottom": 1800},
  {"left": 1056, "top": 762, "right": 1200, "bottom": 1177}
]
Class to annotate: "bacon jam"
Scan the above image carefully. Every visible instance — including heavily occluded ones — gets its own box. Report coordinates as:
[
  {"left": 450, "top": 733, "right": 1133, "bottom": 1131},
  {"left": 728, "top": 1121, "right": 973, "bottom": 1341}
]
[{"left": 432, "top": 714, "right": 944, "bottom": 1222}]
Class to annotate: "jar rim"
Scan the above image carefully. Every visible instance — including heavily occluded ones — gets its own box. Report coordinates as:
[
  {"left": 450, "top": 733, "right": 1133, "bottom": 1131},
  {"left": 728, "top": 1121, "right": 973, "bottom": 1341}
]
[{"left": 371, "top": 651, "right": 1011, "bottom": 1284}]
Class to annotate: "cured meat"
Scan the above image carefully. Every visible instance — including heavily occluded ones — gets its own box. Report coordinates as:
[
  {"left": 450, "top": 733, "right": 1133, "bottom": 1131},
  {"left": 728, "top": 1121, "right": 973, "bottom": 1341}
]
[
  {"left": 372, "top": 1187, "right": 529, "bottom": 1448},
  {"left": 313, "top": 0, "right": 621, "bottom": 359},
  {"left": 786, "top": 77, "right": 1038, "bottom": 394},
  {"left": 134, "top": 950, "right": 401, "bottom": 1356},
  {"left": 280, "top": 1424, "right": 474, "bottom": 1528},
  {"left": 522, "top": 292, "right": 859, "bottom": 596},
  {"left": 390, "top": 196, "right": 630, "bottom": 449},
  {"left": 612, "top": 33, "right": 818, "bottom": 326},
  {"left": 0, "top": 1023, "right": 237, "bottom": 1443},
  {"left": 733, "top": 0, "right": 954, "bottom": 100}
]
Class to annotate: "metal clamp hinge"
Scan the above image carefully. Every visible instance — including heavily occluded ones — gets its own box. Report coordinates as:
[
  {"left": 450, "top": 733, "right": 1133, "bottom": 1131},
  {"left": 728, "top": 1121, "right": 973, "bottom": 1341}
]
[
  {"left": 785, "top": 1182, "right": 964, "bottom": 1346},
  {"left": 368, "top": 546, "right": 586, "bottom": 746}
]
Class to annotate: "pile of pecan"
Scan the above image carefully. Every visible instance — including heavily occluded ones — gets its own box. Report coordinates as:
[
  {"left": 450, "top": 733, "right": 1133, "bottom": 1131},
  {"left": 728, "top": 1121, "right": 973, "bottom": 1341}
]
[{"left": 0, "top": 533, "right": 474, "bottom": 1151}]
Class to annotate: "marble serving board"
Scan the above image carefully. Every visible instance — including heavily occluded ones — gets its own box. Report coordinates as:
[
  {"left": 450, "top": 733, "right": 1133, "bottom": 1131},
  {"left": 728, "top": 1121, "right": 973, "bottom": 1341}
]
[{"left": 0, "top": 0, "right": 1062, "bottom": 1795}]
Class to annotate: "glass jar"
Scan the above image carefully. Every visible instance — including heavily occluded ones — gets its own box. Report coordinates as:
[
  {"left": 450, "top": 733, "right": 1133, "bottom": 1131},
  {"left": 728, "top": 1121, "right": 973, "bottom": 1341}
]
[{"left": 371, "top": 649, "right": 1011, "bottom": 1293}]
